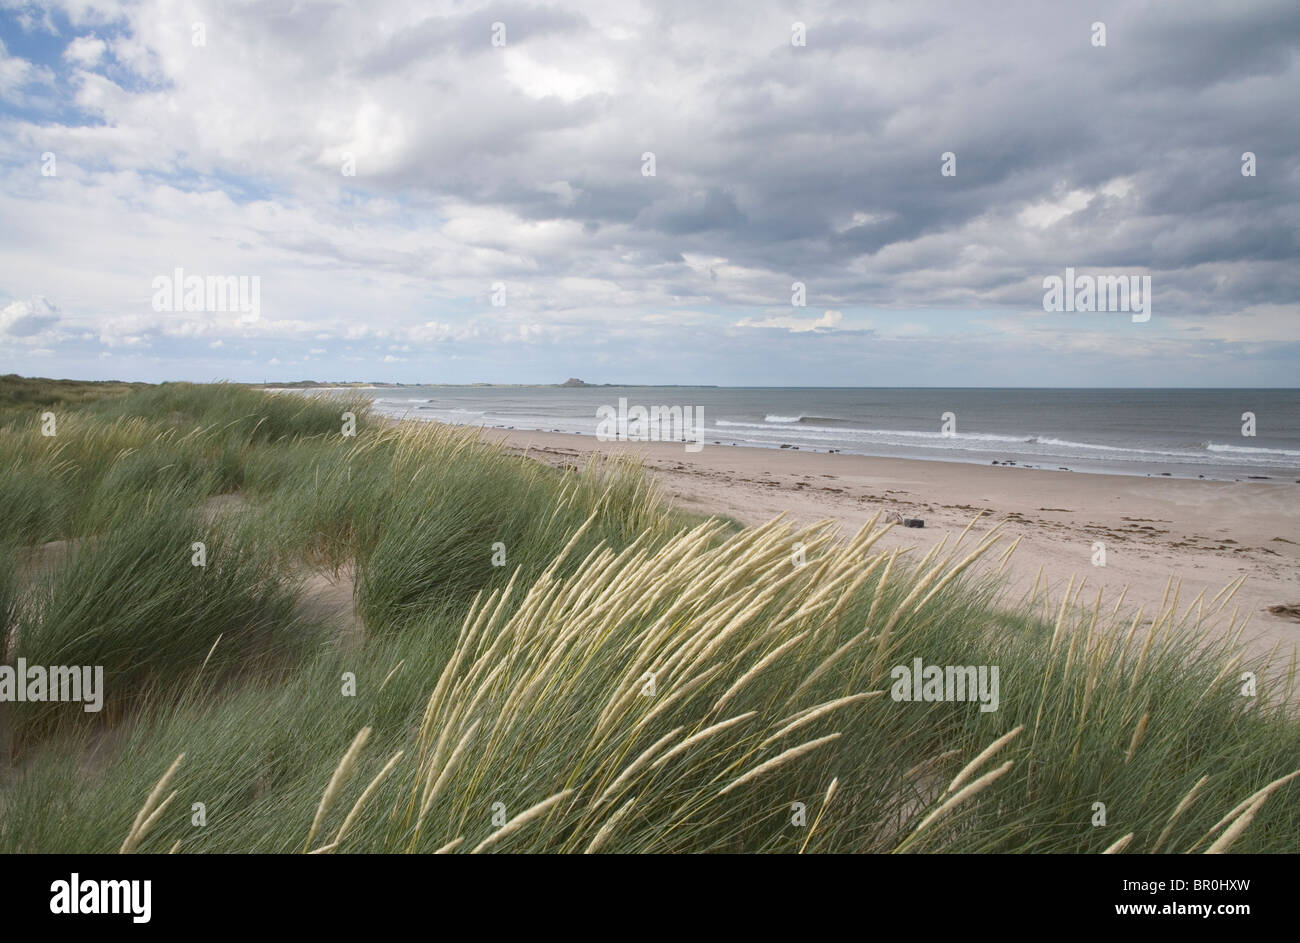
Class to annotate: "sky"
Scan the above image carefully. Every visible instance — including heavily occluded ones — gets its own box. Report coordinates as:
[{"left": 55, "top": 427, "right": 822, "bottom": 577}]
[{"left": 0, "top": 0, "right": 1297, "bottom": 386}]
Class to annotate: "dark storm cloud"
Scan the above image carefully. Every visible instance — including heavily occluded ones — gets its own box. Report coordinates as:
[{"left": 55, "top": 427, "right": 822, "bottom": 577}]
[
  {"left": 342, "top": 0, "right": 1295, "bottom": 313},
  {"left": 1115, "top": 0, "right": 1300, "bottom": 91}
]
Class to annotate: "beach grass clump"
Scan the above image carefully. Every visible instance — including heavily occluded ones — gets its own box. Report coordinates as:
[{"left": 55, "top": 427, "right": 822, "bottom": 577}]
[
  {"left": 84, "top": 382, "right": 373, "bottom": 444},
  {"left": 237, "top": 417, "right": 675, "bottom": 592},
  {"left": 0, "top": 455, "right": 68, "bottom": 546},
  {"left": 0, "top": 374, "right": 148, "bottom": 423},
  {"left": 353, "top": 424, "right": 672, "bottom": 633},
  {"left": 0, "top": 541, "right": 18, "bottom": 665},
  {"left": 350, "top": 520, "right": 1297, "bottom": 854},
  {"left": 0, "top": 623, "right": 433, "bottom": 852},
  {"left": 241, "top": 433, "right": 400, "bottom": 570},
  {"left": 0, "top": 384, "right": 372, "bottom": 547},
  {"left": 12, "top": 484, "right": 315, "bottom": 739}
]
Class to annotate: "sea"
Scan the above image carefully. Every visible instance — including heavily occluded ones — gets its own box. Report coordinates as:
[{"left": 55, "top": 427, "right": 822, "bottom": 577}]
[{"left": 297, "top": 387, "right": 1300, "bottom": 483}]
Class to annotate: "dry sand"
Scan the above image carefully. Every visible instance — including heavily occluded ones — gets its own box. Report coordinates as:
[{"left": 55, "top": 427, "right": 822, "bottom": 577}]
[{"left": 480, "top": 427, "right": 1300, "bottom": 665}]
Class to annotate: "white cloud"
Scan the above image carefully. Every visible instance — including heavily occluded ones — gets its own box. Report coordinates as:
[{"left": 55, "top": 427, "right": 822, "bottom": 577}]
[
  {"left": 734, "top": 310, "right": 844, "bottom": 333},
  {"left": 0, "top": 296, "right": 61, "bottom": 337},
  {"left": 64, "top": 36, "right": 108, "bottom": 66},
  {"left": 1018, "top": 189, "right": 1094, "bottom": 230},
  {"left": 502, "top": 48, "right": 616, "bottom": 102},
  {"left": 0, "top": 37, "right": 53, "bottom": 94}
]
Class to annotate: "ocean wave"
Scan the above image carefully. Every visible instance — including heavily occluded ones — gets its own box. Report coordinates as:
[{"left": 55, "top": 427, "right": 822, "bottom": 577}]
[
  {"left": 763, "top": 414, "right": 856, "bottom": 425},
  {"left": 721, "top": 420, "right": 1028, "bottom": 444},
  {"left": 1032, "top": 437, "right": 1155, "bottom": 454},
  {"left": 711, "top": 425, "right": 1299, "bottom": 465},
  {"left": 1205, "top": 442, "right": 1300, "bottom": 457}
]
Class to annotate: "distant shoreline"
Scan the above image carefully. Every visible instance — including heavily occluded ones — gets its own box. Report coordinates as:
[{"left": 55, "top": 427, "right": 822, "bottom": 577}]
[
  {"left": 363, "top": 411, "right": 1300, "bottom": 486},
  {"left": 265, "top": 384, "right": 1300, "bottom": 485}
]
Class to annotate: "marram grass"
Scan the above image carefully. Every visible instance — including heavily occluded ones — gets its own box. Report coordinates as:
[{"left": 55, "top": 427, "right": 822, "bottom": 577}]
[
  {"left": 97, "top": 512, "right": 1298, "bottom": 854},
  {"left": 297, "top": 514, "right": 1297, "bottom": 853},
  {"left": 0, "top": 382, "right": 1296, "bottom": 854}
]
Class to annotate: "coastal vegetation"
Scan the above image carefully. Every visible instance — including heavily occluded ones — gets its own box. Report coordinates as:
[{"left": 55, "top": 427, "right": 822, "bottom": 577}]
[{"left": 0, "top": 381, "right": 1295, "bottom": 853}]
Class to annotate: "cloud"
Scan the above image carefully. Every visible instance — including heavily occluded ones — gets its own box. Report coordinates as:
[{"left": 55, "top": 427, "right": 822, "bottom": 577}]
[
  {"left": 0, "top": 296, "right": 61, "bottom": 337},
  {"left": 0, "top": 0, "right": 1296, "bottom": 384},
  {"left": 0, "top": 36, "right": 53, "bottom": 94},
  {"left": 63, "top": 35, "right": 107, "bottom": 66},
  {"left": 735, "top": 310, "right": 844, "bottom": 333}
]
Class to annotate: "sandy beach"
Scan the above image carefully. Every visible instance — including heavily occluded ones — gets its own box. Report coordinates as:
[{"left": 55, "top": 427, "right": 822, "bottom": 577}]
[{"left": 478, "top": 427, "right": 1300, "bottom": 665}]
